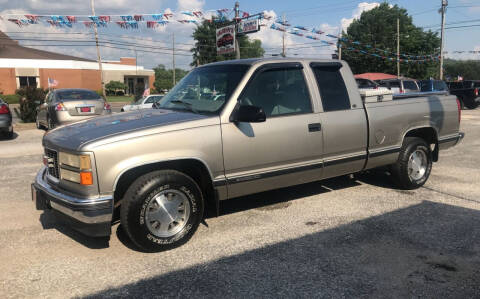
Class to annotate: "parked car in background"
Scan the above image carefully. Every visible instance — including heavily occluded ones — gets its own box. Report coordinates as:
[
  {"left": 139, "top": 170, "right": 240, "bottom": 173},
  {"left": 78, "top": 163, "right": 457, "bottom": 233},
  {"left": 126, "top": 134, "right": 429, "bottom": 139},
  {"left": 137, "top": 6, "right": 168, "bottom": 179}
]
[
  {"left": 36, "top": 89, "right": 112, "bottom": 130},
  {"left": 377, "top": 78, "right": 420, "bottom": 94},
  {"left": 419, "top": 80, "right": 449, "bottom": 92},
  {"left": 32, "top": 58, "right": 464, "bottom": 251},
  {"left": 447, "top": 80, "right": 480, "bottom": 109},
  {"left": 0, "top": 98, "right": 13, "bottom": 139},
  {"left": 356, "top": 78, "right": 379, "bottom": 89},
  {"left": 121, "top": 95, "right": 164, "bottom": 112}
]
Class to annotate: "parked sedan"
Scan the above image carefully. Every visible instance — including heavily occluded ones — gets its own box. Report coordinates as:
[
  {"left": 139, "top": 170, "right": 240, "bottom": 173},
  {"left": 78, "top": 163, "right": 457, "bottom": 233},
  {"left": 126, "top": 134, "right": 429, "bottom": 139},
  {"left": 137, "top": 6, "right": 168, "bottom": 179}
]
[
  {"left": 36, "top": 89, "right": 111, "bottom": 130},
  {"left": 0, "top": 99, "right": 13, "bottom": 139},
  {"left": 121, "top": 95, "right": 163, "bottom": 112},
  {"left": 377, "top": 79, "right": 420, "bottom": 94}
]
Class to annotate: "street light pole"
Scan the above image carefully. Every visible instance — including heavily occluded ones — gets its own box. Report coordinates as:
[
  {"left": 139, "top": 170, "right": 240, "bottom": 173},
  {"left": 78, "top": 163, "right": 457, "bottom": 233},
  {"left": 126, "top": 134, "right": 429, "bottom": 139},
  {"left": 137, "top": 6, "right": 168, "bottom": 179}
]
[
  {"left": 397, "top": 18, "right": 400, "bottom": 78},
  {"left": 90, "top": 0, "right": 106, "bottom": 99},
  {"left": 234, "top": 2, "right": 241, "bottom": 59},
  {"left": 439, "top": 0, "right": 448, "bottom": 80}
]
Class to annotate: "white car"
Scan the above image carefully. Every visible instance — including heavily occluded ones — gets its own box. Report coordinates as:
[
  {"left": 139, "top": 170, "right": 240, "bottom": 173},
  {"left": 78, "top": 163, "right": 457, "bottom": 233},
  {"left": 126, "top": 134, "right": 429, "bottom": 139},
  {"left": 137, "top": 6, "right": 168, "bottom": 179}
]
[{"left": 121, "top": 95, "right": 164, "bottom": 112}]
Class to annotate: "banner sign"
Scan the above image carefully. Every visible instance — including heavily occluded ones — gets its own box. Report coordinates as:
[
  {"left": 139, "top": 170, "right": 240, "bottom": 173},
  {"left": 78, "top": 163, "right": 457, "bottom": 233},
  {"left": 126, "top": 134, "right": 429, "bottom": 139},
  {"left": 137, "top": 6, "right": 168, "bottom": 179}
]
[
  {"left": 237, "top": 18, "right": 259, "bottom": 34},
  {"left": 216, "top": 24, "right": 235, "bottom": 55}
]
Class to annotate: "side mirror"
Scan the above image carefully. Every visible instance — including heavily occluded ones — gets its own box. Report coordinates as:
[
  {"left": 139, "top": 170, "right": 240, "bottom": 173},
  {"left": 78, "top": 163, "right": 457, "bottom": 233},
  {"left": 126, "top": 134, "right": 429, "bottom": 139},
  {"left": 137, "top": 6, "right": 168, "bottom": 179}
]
[{"left": 230, "top": 104, "right": 266, "bottom": 123}]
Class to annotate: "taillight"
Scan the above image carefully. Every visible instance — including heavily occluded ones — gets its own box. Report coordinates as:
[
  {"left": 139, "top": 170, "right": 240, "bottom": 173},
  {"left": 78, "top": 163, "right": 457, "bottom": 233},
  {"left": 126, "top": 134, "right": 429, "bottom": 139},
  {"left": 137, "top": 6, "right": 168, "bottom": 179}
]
[
  {"left": 104, "top": 102, "right": 111, "bottom": 110},
  {"left": 55, "top": 102, "right": 66, "bottom": 111},
  {"left": 456, "top": 98, "right": 461, "bottom": 123},
  {"left": 475, "top": 88, "right": 478, "bottom": 97},
  {"left": 0, "top": 104, "right": 9, "bottom": 114}
]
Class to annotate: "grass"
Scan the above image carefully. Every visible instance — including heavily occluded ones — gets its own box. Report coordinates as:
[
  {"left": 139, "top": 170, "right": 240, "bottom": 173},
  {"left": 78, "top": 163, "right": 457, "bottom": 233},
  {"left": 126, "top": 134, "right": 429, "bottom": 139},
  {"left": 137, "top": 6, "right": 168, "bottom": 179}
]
[
  {"left": 1, "top": 95, "right": 21, "bottom": 104},
  {"left": 106, "top": 95, "right": 134, "bottom": 103}
]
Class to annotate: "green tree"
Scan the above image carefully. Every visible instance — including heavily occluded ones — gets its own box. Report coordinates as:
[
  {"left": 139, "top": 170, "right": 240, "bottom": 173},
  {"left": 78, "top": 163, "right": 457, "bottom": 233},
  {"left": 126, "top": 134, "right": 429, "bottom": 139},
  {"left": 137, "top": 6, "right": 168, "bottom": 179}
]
[
  {"left": 444, "top": 59, "right": 480, "bottom": 80},
  {"left": 105, "top": 80, "right": 127, "bottom": 95},
  {"left": 153, "top": 64, "right": 189, "bottom": 91},
  {"left": 191, "top": 19, "right": 265, "bottom": 66},
  {"left": 342, "top": 3, "right": 440, "bottom": 79}
]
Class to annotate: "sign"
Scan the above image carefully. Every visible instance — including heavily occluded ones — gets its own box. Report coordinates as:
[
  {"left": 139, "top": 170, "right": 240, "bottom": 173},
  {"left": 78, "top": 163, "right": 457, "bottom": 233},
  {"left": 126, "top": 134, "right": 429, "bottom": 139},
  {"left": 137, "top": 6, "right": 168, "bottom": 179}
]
[
  {"left": 216, "top": 25, "right": 236, "bottom": 55},
  {"left": 237, "top": 18, "right": 259, "bottom": 34}
]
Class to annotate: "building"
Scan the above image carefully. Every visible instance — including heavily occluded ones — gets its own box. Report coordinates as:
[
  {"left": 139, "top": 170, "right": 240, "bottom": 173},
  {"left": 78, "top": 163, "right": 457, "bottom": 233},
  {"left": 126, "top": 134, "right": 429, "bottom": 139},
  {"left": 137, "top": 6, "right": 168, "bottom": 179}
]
[{"left": 0, "top": 31, "right": 154, "bottom": 95}]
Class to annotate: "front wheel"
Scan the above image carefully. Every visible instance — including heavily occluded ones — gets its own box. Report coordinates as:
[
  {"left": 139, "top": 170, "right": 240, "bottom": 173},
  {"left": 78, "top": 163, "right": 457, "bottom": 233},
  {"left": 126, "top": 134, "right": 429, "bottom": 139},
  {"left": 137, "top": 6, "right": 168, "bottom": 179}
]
[
  {"left": 391, "top": 137, "right": 432, "bottom": 190},
  {"left": 120, "top": 170, "right": 204, "bottom": 252}
]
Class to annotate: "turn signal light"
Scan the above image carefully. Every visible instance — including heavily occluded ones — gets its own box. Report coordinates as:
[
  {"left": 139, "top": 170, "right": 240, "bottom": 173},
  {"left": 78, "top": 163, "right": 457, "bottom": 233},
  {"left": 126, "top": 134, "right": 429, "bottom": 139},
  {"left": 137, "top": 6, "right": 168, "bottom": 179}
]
[{"left": 80, "top": 172, "right": 93, "bottom": 185}]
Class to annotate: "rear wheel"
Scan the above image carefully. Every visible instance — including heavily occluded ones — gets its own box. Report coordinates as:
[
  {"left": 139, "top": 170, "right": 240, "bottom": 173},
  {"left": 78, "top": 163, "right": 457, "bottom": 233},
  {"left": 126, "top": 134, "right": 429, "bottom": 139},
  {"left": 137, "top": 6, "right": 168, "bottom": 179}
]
[
  {"left": 465, "top": 101, "right": 478, "bottom": 109},
  {"left": 120, "top": 170, "right": 204, "bottom": 252},
  {"left": 391, "top": 137, "right": 432, "bottom": 190}
]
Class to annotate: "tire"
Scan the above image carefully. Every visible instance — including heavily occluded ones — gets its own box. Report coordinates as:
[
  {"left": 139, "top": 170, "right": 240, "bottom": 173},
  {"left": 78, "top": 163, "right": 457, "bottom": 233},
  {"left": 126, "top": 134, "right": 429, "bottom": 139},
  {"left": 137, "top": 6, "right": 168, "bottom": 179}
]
[
  {"left": 35, "top": 117, "right": 44, "bottom": 130},
  {"left": 465, "top": 101, "right": 478, "bottom": 110},
  {"left": 6, "top": 127, "right": 13, "bottom": 139},
  {"left": 121, "top": 108, "right": 124, "bottom": 112},
  {"left": 391, "top": 137, "right": 432, "bottom": 190},
  {"left": 120, "top": 170, "right": 204, "bottom": 252}
]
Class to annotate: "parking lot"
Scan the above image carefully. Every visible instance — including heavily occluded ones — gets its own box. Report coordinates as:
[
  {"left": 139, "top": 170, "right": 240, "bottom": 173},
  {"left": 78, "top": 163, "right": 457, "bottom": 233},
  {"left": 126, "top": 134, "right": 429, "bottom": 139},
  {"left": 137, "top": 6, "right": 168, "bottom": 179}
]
[{"left": 0, "top": 110, "right": 479, "bottom": 298}]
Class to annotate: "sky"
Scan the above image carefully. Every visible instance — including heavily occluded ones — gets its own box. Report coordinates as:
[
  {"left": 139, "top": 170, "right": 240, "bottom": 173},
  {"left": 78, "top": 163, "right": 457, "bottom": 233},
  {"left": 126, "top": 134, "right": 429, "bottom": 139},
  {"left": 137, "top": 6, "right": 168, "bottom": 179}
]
[{"left": 0, "top": 0, "right": 479, "bottom": 70}]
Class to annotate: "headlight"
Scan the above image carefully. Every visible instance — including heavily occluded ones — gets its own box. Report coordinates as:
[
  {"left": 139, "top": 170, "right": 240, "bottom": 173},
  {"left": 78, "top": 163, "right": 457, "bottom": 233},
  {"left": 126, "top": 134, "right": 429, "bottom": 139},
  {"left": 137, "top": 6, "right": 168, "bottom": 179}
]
[
  {"left": 59, "top": 152, "right": 91, "bottom": 170},
  {"left": 59, "top": 152, "right": 93, "bottom": 185}
]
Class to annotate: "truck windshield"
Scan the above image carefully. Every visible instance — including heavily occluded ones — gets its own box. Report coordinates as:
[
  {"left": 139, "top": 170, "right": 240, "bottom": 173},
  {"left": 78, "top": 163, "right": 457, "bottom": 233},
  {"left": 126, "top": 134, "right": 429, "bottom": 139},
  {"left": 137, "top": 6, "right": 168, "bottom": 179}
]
[{"left": 156, "top": 64, "right": 250, "bottom": 114}]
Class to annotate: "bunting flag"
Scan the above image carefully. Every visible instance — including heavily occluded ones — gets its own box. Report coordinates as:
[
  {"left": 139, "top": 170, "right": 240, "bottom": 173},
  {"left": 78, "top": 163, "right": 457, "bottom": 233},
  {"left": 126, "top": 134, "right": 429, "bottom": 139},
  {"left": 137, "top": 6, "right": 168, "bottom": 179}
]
[
  {"left": 116, "top": 21, "right": 138, "bottom": 29},
  {"left": 66, "top": 16, "right": 76, "bottom": 23},
  {"left": 146, "top": 20, "right": 168, "bottom": 28},
  {"left": 24, "top": 14, "right": 39, "bottom": 23}
]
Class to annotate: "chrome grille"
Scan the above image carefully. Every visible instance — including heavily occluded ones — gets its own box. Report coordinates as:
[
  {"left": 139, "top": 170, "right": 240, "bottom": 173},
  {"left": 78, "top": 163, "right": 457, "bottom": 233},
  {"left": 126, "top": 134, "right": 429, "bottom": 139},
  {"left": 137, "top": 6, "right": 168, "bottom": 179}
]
[{"left": 45, "top": 148, "right": 59, "bottom": 179}]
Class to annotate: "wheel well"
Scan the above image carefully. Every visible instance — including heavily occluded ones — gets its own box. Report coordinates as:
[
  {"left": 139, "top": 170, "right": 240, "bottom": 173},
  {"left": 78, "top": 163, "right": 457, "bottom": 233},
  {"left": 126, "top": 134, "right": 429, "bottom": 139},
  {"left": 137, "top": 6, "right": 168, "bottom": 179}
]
[
  {"left": 404, "top": 127, "right": 439, "bottom": 162},
  {"left": 113, "top": 159, "right": 215, "bottom": 209}
]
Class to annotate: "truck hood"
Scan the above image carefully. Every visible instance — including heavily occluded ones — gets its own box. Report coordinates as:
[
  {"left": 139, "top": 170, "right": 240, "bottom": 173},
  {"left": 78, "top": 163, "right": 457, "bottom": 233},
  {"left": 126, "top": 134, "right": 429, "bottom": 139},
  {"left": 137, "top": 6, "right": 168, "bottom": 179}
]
[{"left": 43, "top": 109, "right": 210, "bottom": 151}]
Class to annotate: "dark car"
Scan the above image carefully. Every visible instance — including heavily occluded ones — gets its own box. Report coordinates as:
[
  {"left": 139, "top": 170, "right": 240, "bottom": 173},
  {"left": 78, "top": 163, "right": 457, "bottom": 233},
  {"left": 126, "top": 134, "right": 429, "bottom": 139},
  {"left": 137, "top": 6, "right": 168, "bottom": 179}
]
[
  {"left": 418, "top": 80, "right": 449, "bottom": 92},
  {"left": 0, "top": 99, "right": 13, "bottom": 139},
  {"left": 447, "top": 80, "right": 480, "bottom": 109}
]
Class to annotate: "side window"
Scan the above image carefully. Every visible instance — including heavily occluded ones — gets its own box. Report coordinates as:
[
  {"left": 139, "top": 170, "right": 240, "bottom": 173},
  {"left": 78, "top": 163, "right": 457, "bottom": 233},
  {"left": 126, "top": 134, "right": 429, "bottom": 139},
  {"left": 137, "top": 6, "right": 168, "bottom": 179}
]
[
  {"left": 144, "top": 97, "right": 155, "bottom": 104},
  {"left": 238, "top": 67, "right": 312, "bottom": 117},
  {"left": 311, "top": 65, "right": 351, "bottom": 112}
]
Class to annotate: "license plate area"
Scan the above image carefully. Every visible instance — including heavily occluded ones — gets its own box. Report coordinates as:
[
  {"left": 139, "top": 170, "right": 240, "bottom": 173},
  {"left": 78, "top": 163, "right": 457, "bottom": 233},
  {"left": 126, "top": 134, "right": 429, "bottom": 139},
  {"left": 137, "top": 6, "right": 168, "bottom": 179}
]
[{"left": 79, "top": 107, "right": 92, "bottom": 113}]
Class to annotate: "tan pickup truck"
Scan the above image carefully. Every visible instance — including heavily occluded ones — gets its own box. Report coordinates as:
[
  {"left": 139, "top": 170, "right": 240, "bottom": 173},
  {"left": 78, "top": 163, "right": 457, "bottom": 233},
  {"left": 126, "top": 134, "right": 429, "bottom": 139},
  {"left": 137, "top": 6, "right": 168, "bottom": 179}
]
[{"left": 32, "top": 58, "right": 464, "bottom": 251}]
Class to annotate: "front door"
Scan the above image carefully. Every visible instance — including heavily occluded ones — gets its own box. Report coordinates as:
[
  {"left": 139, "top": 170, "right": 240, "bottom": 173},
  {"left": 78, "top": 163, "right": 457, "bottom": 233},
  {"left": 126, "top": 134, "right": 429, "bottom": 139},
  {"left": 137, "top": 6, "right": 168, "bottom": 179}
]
[{"left": 221, "top": 63, "right": 324, "bottom": 198}]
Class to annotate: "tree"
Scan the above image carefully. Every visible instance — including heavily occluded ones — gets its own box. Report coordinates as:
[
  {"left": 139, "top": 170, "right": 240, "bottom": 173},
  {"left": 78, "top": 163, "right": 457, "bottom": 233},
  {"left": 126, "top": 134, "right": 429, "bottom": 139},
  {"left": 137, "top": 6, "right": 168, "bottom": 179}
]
[
  {"left": 191, "top": 19, "right": 265, "bottom": 66},
  {"left": 105, "top": 80, "right": 127, "bottom": 96},
  {"left": 444, "top": 59, "right": 480, "bottom": 80},
  {"left": 153, "top": 64, "right": 189, "bottom": 91},
  {"left": 342, "top": 3, "right": 440, "bottom": 79}
]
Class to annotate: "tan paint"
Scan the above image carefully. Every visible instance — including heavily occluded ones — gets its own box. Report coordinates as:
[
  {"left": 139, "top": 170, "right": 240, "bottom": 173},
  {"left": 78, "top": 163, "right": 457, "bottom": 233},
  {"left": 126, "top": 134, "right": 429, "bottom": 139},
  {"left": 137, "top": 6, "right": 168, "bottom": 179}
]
[{"left": 0, "top": 68, "right": 17, "bottom": 95}]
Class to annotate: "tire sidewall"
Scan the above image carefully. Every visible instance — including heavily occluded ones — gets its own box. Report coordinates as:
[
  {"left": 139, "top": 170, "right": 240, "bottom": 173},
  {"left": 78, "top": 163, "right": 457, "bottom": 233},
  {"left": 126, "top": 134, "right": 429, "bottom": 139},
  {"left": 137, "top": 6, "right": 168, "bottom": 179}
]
[
  {"left": 404, "top": 141, "right": 432, "bottom": 187},
  {"left": 123, "top": 172, "right": 203, "bottom": 251}
]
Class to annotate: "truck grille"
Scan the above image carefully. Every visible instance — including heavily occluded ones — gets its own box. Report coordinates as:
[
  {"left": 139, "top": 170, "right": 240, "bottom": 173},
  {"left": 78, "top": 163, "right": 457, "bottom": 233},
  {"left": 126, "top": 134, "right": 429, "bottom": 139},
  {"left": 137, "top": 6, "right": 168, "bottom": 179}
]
[{"left": 45, "top": 148, "right": 59, "bottom": 179}]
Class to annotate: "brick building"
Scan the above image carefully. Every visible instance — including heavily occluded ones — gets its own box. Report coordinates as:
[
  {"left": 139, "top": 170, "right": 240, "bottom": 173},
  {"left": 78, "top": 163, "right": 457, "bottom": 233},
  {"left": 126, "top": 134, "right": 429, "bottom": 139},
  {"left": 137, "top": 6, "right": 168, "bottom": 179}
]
[{"left": 0, "top": 31, "right": 154, "bottom": 95}]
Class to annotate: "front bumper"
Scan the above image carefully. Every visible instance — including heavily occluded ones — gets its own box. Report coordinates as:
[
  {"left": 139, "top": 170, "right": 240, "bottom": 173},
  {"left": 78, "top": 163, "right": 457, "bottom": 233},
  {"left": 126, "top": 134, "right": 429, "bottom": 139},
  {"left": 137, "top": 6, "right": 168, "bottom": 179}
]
[{"left": 32, "top": 166, "right": 113, "bottom": 237}]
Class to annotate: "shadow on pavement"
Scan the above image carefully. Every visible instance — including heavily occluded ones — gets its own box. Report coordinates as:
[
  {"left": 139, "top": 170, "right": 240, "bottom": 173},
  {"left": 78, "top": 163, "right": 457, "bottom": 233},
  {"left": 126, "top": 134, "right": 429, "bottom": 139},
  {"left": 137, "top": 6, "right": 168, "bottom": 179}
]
[
  {"left": 0, "top": 132, "right": 18, "bottom": 140},
  {"left": 85, "top": 201, "right": 480, "bottom": 298}
]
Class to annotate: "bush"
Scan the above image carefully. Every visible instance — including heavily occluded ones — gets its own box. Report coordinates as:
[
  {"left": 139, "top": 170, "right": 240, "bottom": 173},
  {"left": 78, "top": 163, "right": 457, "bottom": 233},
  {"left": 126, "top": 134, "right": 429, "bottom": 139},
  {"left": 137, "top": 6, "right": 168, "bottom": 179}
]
[
  {"left": 14, "top": 87, "right": 46, "bottom": 123},
  {"left": 105, "top": 80, "right": 127, "bottom": 96}
]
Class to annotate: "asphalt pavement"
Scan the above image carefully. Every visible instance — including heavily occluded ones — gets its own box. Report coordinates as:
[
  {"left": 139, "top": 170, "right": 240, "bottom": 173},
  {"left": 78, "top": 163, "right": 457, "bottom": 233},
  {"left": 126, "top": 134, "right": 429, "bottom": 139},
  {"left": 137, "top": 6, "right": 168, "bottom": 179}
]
[{"left": 0, "top": 110, "right": 479, "bottom": 298}]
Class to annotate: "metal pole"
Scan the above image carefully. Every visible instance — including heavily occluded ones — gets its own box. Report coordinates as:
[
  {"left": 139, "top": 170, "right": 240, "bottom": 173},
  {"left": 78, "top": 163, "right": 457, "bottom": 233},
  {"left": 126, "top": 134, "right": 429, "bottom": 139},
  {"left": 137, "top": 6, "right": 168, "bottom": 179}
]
[
  {"left": 282, "top": 13, "right": 286, "bottom": 57},
  {"left": 235, "top": 2, "right": 241, "bottom": 59},
  {"left": 172, "top": 33, "right": 176, "bottom": 86},
  {"left": 439, "top": 0, "right": 448, "bottom": 80},
  {"left": 90, "top": 0, "right": 106, "bottom": 99},
  {"left": 338, "top": 30, "right": 342, "bottom": 60},
  {"left": 397, "top": 18, "right": 400, "bottom": 78}
]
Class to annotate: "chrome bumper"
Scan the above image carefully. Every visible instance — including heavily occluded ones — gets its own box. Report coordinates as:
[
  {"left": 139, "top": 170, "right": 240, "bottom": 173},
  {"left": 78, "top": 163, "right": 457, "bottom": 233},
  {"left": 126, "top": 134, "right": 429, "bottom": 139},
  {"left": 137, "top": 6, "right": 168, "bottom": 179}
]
[{"left": 32, "top": 166, "right": 113, "bottom": 236}]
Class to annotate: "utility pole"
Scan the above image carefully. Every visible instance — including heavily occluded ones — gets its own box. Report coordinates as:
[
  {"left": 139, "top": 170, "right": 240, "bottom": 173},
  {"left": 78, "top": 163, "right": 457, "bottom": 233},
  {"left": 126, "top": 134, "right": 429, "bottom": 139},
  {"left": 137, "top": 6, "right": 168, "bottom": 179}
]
[
  {"left": 338, "top": 30, "right": 342, "bottom": 60},
  {"left": 282, "top": 13, "right": 286, "bottom": 57},
  {"left": 90, "top": 0, "right": 106, "bottom": 99},
  {"left": 439, "top": 0, "right": 448, "bottom": 80},
  {"left": 172, "top": 33, "right": 176, "bottom": 86},
  {"left": 234, "top": 1, "right": 241, "bottom": 59},
  {"left": 397, "top": 18, "right": 400, "bottom": 78}
]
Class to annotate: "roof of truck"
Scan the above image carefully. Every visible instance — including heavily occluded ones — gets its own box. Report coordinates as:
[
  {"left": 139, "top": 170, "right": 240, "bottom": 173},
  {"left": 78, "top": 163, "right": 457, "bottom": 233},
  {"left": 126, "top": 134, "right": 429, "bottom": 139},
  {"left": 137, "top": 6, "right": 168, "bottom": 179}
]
[{"left": 201, "top": 57, "right": 341, "bottom": 67}]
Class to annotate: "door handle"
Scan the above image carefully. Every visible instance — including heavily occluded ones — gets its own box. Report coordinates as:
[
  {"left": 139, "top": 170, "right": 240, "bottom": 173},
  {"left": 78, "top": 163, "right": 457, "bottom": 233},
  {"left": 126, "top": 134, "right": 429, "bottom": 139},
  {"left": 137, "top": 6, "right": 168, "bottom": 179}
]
[{"left": 308, "top": 123, "right": 321, "bottom": 132}]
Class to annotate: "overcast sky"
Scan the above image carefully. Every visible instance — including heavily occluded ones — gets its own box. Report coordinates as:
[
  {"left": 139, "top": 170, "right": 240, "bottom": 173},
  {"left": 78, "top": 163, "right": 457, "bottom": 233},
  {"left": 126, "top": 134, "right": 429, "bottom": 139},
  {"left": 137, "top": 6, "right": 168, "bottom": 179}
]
[{"left": 1, "top": 0, "right": 478, "bottom": 70}]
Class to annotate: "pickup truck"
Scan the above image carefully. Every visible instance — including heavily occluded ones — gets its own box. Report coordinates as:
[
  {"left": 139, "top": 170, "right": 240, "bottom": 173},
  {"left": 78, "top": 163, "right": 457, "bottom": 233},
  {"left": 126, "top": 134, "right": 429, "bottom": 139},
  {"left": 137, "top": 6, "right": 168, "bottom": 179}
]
[
  {"left": 32, "top": 58, "right": 464, "bottom": 252},
  {"left": 447, "top": 80, "right": 480, "bottom": 109}
]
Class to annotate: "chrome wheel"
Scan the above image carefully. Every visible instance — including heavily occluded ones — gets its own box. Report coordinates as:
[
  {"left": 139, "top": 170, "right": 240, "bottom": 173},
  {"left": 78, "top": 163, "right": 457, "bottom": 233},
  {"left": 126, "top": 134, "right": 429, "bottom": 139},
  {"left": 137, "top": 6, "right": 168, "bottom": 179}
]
[
  {"left": 408, "top": 149, "right": 427, "bottom": 181},
  {"left": 145, "top": 189, "right": 191, "bottom": 238}
]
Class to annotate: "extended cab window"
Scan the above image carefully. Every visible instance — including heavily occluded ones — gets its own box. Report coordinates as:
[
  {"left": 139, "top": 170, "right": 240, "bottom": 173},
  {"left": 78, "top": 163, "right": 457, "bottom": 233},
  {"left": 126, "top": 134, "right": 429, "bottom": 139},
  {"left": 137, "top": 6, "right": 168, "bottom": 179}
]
[
  {"left": 311, "top": 65, "right": 350, "bottom": 111},
  {"left": 238, "top": 66, "right": 312, "bottom": 117}
]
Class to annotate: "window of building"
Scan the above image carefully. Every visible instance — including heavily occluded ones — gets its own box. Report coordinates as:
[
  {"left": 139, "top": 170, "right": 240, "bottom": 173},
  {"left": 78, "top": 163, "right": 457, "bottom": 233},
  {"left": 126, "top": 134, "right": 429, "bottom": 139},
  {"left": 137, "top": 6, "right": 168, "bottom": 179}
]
[
  {"left": 18, "top": 76, "right": 37, "bottom": 88},
  {"left": 311, "top": 65, "right": 351, "bottom": 112},
  {"left": 238, "top": 67, "right": 312, "bottom": 117}
]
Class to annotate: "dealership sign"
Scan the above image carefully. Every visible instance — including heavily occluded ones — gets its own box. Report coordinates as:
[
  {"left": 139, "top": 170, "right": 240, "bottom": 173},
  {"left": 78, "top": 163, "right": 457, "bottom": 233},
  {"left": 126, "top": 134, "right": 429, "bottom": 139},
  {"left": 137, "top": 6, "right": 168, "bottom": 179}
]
[
  {"left": 237, "top": 19, "right": 259, "bottom": 34},
  {"left": 216, "top": 25, "right": 236, "bottom": 55}
]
